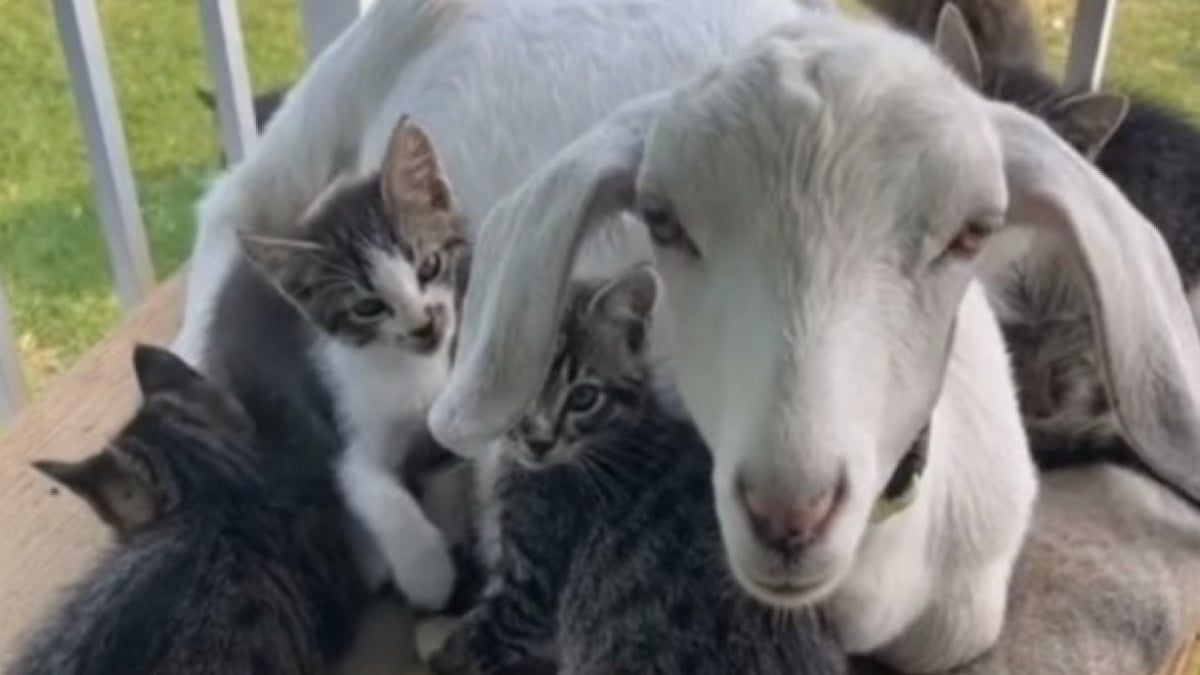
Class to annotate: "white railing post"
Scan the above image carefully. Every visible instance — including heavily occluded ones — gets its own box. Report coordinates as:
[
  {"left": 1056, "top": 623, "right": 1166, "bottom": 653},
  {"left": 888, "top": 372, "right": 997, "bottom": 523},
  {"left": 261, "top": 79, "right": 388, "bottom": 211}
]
[
  {"left": 1064, "top": 0, "right": 1120, "bottom": 92},
  {"left": 0, "top": 276, "right": 26, "bottom": 422},
  {"left": 51, "top": 0, "right": 155, "bottom": 310},
  {"left": 199, "top": 0, "right": 258, "bottom": 163},
  {"left": 300, "top": 0, "right": 374, "bottom": 61}
]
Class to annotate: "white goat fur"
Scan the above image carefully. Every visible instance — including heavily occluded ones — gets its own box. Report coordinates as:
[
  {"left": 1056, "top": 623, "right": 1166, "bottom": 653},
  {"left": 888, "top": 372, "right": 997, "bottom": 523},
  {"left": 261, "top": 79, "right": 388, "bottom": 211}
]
[
  {"left": 174, "top": 0, "right": 829, "bottom": 365},
  {"left": 429, "top": 13, "right": 1200, "bottom": 675}
]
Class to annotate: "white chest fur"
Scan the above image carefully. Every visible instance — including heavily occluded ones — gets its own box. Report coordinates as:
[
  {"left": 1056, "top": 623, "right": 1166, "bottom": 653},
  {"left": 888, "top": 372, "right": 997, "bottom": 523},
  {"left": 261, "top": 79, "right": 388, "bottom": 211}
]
[
  {"left": 316, "top": 337, "right": 457, "bottom": 609},
  {"left": 317, "top": 338, "right": 451, "bottom": 465}
]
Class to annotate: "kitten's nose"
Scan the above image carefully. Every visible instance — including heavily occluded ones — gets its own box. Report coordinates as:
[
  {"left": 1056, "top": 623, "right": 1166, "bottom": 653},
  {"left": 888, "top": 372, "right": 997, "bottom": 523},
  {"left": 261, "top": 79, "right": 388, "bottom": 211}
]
[
  {"left": 526, "top": 438, "right": 555, "bottom": 457},
  {"left": 411, "top": 304, "right": 446, "bottom": 341}
]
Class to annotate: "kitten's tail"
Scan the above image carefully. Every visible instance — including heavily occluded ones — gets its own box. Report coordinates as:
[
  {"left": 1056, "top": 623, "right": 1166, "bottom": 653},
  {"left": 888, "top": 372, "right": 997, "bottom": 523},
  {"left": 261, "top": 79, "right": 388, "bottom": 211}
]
[{"left": 174, "top": 0, "right": 470, "bottom": 365}]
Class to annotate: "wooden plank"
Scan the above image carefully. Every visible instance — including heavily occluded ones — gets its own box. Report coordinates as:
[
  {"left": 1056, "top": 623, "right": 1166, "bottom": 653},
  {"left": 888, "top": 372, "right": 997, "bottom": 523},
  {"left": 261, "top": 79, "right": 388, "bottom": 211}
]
[
  {"left": 198, "top": 0, "right": 257, "bottom": 163},
  {"left": 1064, "top": 0, "right": 1120, "bottom": 92},
  {"left": 300, "top": 0, "right": 374, "bottom": 61},
  {"left": 0, "top": 274, "right": 183, "bottom": 668},
  {"left": 0, "top": 276, "right": 26, "bottom": 422},
  {"left": 1164, "top": 634, "right": 1200, "bottom": 675},
  {"left": 51, "top": 0, "right": 155, "bottom": 309}
]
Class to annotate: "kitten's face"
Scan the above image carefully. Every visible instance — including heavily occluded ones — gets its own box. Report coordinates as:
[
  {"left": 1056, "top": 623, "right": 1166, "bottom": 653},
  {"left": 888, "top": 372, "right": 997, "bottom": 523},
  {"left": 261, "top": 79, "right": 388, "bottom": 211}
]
[
  {"left": 33, "top": 346, "right": 259, "bottom": 536},
  {"left": 506, "top": 267, "right": 659, "bottom": 469},
  {"left": 242, "top": 121, "right": 467, "bottom": 354}
]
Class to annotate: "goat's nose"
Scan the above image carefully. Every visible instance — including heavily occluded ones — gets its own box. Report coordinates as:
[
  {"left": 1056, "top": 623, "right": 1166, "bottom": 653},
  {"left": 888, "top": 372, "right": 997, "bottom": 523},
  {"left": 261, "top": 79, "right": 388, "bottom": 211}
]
[{"left": 738, "top": 478, "right": 839, "bottom": 556}]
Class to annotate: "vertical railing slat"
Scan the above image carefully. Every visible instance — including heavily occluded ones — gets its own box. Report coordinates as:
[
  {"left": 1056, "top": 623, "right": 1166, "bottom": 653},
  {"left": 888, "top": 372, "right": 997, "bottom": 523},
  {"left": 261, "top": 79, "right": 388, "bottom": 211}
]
[
  {"left": 300, "top": 0, "right": 374, "bottom": 61},
  {"left": 51, "top": 0, "right": 155, "bottom": 310},
  {"left": 199, "top": 0, "right": 257, "bottom": 163},
  {"left": 0, "top": 276, "right": 27, "bottom": 422},
  {"left": 1064, "top": 0, "right": 1120, "bottom": 92}
]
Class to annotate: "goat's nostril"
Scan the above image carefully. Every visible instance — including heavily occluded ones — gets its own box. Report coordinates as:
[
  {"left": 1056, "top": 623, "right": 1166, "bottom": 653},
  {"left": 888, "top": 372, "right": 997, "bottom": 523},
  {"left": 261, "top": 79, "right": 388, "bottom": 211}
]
[{"left": 739, "top": 478, "right": 839, "bottom": 555}]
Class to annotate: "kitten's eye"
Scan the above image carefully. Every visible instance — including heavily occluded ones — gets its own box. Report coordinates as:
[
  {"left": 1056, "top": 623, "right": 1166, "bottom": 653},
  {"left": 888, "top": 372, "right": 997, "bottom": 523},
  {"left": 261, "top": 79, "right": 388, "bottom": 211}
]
[
  {"left": 417, "top": 253, "right": 442, "bottom": 285},
  {"left": 565, "top": 384, "right": 603, "bottom": 414},
  {"left": 639, "top": 204, "right": 698, "bottom": 257},
  {"left": 351, "top": 297, "right": 388, "bottom": 319},
  {"left": 943, "top": 221, "right": 993, "bottom": 260}
]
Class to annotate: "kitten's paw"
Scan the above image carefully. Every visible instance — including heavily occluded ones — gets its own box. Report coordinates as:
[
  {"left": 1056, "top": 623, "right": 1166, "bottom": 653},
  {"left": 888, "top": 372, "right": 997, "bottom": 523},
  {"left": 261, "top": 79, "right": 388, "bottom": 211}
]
[
  {"left": 415, "top": 616, "right": 462, "bottom": 664},
  {"left": 428, "top": 643, "right": 484, "bottom": 675},
  {"left": 394, "top": 538, "right": 457, "bottom": 610}
]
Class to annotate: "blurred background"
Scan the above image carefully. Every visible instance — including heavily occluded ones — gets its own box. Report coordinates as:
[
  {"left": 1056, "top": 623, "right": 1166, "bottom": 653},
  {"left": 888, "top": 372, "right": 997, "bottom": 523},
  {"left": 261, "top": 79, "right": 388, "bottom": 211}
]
[{"left": 0, "top": 0, "right": 1196, "bottom": 391}]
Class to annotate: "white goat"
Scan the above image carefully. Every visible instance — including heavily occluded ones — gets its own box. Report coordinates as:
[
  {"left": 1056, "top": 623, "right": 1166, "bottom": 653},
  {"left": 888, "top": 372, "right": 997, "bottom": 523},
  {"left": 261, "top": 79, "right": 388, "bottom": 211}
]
[
  {"left": 173, "top": 0, "right": 829, "bottom": 366},
  {"left": 429, "top": 13, "right": 1200, "bottom": 674}
]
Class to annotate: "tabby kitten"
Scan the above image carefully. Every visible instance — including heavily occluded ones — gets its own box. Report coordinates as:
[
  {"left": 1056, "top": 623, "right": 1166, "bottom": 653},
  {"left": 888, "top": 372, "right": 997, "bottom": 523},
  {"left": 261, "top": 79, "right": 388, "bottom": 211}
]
[
  {"left": 907, "top": 3, "right": 1200, "bottom": 481},
  {"left": 430, "top": 265, "right": 846, "bottom": 675},
  {"left": 16, "top": 345, "right": 365, "bottom": 675},
  {"left": 239, "top": 117, "right": 468, "bottom": 610},
  {"left": 863, "top": 0, "right": 1042, "bottom": 69}
]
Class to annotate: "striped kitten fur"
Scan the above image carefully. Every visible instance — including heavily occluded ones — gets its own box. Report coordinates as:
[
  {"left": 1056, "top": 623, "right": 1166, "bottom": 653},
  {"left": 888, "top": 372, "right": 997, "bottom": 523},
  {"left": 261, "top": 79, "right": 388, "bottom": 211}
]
[
  {"left": 16, "top": 345, "right": 365, "bottom": 675},
  {"left": 430, "top": 265, "right": 846, "bottom": 675}
]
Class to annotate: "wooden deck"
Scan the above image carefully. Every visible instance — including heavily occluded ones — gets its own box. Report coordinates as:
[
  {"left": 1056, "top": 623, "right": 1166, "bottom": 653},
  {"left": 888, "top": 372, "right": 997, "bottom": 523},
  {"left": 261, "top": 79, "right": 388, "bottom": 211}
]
[
  {"left": 0, "top": 275, "right": 1196, "bottom": 674},
  {"left": 0, "top": 274, "right": 182, "bottom": 667}
]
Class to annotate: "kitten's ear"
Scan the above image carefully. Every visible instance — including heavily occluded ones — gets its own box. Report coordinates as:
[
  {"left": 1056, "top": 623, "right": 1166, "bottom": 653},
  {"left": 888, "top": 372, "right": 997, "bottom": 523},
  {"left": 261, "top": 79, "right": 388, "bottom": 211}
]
[
  {"left": 381, "top": 116, "right": 455, "bottom": 214},
  {"left": 133, "top": 344, "right": 204, "bottom": 398},
  {"left": 1049, "top": 92, "right": 1129, "bottom": 161},
  {"left": 239, "top": 233, "right": 324, "bottom": 292},
  {"left": 33, "top": 454, "right": 117, "bottom": 498},
  {"left": 33, "top": 453, "right": 157, "bottom": 531},
  {"left": 934, "top": 3, "right": 983, "bottom": 89},
  {"left": 587, "top": 264, "right": 661, "bottom": 352}
]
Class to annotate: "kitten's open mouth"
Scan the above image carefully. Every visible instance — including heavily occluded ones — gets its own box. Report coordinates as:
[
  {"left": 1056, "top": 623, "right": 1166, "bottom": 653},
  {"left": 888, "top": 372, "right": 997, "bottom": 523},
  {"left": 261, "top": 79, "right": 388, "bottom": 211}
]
[{"left": 402, "top": 320, "right": 443, "bottom": 353}]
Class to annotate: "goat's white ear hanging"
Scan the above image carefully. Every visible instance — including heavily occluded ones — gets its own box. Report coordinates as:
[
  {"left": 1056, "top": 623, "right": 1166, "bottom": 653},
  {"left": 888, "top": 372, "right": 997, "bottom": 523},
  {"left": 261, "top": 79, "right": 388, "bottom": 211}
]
[
  {"left": 933, "top": 3, "right": 982, "bottom": 89},
  {"left": 990, "top": 101, "right": 1200, "bottom": 503},
  {"left": 428, "top": 96, "right": 664, "bottom": 453}
]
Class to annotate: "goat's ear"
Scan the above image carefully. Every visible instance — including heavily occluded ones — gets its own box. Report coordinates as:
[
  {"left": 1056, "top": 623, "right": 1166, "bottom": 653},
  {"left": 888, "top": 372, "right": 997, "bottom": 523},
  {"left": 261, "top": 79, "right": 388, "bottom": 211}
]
[
  {"left": 990, "top": 101, "right": 1200, "bottom": 503},
  {"left": 1048, "top": 92, "right": 1129, "bottom": 161},
  {"left": 933, "top": 3, "right": 982, "bottom": 89},
  {"left": 429, "top": 99, "right": 659, "bottom": 451}
]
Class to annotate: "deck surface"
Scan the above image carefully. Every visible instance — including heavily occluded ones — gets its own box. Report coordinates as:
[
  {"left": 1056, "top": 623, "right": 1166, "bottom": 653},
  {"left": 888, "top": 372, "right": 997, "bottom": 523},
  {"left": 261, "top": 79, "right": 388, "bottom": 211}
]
[{"left": 0, "top": 274, "right": 1195, "bottom": 674}]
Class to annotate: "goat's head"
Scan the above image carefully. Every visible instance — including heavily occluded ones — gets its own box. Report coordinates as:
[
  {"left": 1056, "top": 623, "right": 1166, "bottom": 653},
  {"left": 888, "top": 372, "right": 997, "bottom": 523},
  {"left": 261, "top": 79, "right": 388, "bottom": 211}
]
[{"left": 431, "top": 12, "right": 1200, "bottom": 608}]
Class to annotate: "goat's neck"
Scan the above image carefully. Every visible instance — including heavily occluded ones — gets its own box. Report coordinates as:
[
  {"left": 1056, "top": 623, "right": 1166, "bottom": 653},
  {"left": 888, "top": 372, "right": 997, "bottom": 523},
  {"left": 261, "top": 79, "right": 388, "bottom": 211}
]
[{"left": 823, "top": 284, "right": 1038, "bottom": 669}]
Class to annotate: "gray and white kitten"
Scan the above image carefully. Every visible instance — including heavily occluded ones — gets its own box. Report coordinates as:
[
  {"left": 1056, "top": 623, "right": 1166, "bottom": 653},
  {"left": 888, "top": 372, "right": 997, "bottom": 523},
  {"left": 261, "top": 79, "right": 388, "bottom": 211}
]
[
  {"left": 240, "top": 118, "right": 468, "bottom": 610},
  {"left": 14, "top": 345, "right": 365, "bottom": 675},
  {"left": 430, "top": 265, "right": 847, "bottom": 675}
]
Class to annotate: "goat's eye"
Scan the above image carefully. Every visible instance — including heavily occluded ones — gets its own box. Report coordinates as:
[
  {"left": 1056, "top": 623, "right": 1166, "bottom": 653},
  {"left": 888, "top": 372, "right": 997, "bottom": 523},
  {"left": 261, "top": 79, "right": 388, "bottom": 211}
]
[
  {"left": 351, "top": 297, "right": 389, "bottom": 319},
  {"left": 944, "top": 222, "right": 992, "bottom": 259},
  {"left": 565, "top": 384, "right": 603, "bottom": 414},
  {"left": 641, "top": 205, "right": 697, "bottom": 256},
  {"left": 870, "top": 450, "right": 924, "bottom": 523},
  {"left": 417, "top": 253, "right": 442, "bottom": 284}
]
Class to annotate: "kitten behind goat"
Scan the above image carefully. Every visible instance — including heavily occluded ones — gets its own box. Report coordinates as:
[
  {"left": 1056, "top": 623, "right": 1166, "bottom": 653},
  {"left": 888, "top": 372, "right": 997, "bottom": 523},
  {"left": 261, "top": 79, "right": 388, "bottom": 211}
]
[
  {"left": 430, "top": 265, "right": 846, "bottom": 675},
  {"left": 16, "top": 345, "right": 365, "bottom": 675},
  {"left": 240, "top": 117, "right": 469, "bottom": 610}
]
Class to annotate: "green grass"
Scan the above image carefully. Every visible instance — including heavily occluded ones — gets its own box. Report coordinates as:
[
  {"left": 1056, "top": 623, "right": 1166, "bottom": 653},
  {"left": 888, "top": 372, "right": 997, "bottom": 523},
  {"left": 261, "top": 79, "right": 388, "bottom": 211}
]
[
  {"left": 0, "top": 0, "right": 1197, "bottom": 394},
  {"left": 0, "top": 0, "right": 303, "bottom": 387}
]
